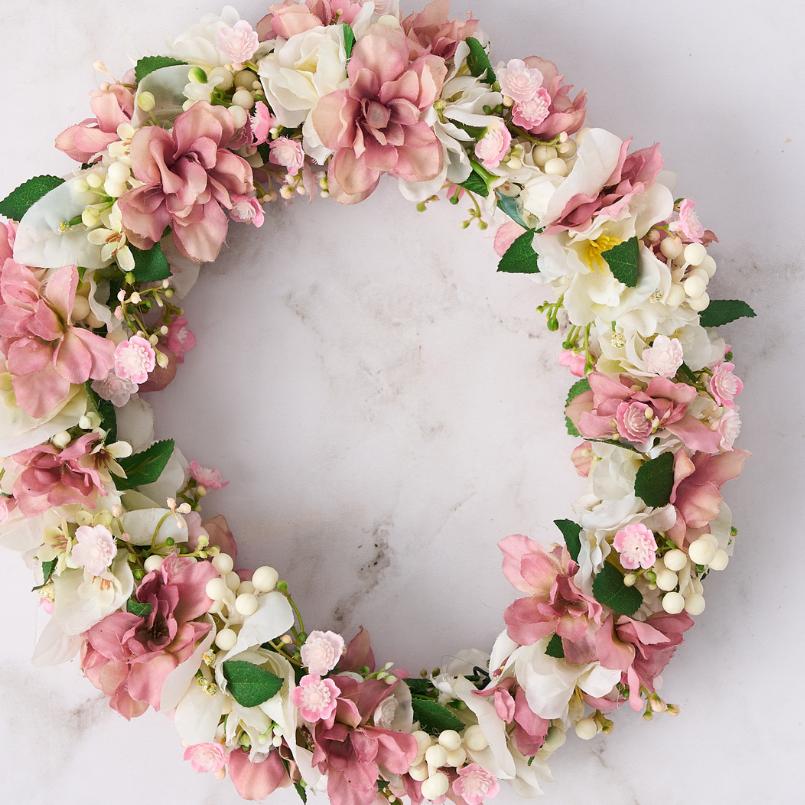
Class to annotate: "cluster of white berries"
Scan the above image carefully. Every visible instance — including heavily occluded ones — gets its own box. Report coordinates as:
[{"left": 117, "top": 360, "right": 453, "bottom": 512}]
[
  {"left": 658, "top": 236, "right": 717, "bottom": 313},
  {"left": 407, "top": 726, "right": 487, "bottom": 799},
  {"left": 183, "top": 65, "right": 262, "bottom": 130},
  {"left": 505, "top": 132, "right": 577, "bottom": 178}
]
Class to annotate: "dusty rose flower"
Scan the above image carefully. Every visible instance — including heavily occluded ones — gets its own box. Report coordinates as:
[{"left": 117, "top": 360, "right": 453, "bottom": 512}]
[
  {"left": 312, "top": 23, "right": 447, "bottom": 203},
  {"left": 269, "top": 137, "right": 305, "bottom": 175},
  {"left": 293, "top": 674, "right": 341, "bottom": 722},
  {"left": 402, "top": 0, "right": 478, "bottom": 59},
  {"left": 184, "top": 743, "right": 230, "bottom": 775},
  {"left": 228, "top": 750, "right": 288, "bottom": 801},
  {"left": 251, "top": 102, "right": 275, "bottom": 146},
  {"left": 189, "top": 460, "right": 228, "bottom": 490},
  {"left": 670, "top": 198, "right": 705, "bottom": 243},
  {"left": 118, "top": 102, "right": 254, "bottom": 263},
  {"left": 718, "top": 408, "right": 741, "bottom": 451},
  {"left": 511, "top": 89, "right": 551, "bottom": 130},
  {"left": 166, "top": 316, "right": 197, "bottom": 363},
  {"left": 229, "top": 195, "right": 265, "bottom": 227},
  {"left": 613, "top": 523, "right": 657, "bottom": 570},
  {"left": 497, "top": 58, "right": 544, "bottom": 103},
  {"left": 558, "top": 349, "right": 585, "bottom": 377},
  {"left": 257, "top": 0, "right": 364, "bottom": 40},
  {"left": 114, "top": 336, "right": 155, "bottom": 384},
  {"left": 474, "top": 119, "right": 512, "bottom": 169},
  {"left": 708, "top": 362, "right": 743, "bottom": 408},
  {"left": 71, "top": 524, "right": 117, "bottom": 577},
  {"left": 453, "top": 763, "right": 501, "bottom": 805},
  {"left": 217, "top": 20, "right": 259, "bottom": 69},
  {"left": 642, "top": 335, "right": 684, "bottom": 377},
  {"left": 301, "top": 630, "right": 344, "bottom": 675}
]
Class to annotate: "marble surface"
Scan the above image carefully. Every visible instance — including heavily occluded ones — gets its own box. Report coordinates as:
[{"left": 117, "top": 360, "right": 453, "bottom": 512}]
[{"left": 0, "top": 1, "right": 803, "bottom": 803}]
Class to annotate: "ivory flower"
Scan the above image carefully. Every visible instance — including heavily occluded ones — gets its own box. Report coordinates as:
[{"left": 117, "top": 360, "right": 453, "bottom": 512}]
[
  {"left": 642, "top": 335, "right": 684, "bottom": 377},
  {"left": 71, "top": 524, "right": 117, "bottom": 577},
  {"left": 301, "top": 630, "right": 344, "bottom": 675}
]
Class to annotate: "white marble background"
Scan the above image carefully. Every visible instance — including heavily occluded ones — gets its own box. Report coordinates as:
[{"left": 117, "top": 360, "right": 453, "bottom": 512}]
[{"left": 0, "top": 1, "right": 802, "bottom": 802}]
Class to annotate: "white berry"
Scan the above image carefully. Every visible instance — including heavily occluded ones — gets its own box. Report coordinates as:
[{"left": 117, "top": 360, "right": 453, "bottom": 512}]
[
  {"left": 437, "top": 729, "right": 461, "bottom": 751},
  {"left": 709, "top": 548, "right": 729, "bottom": 571},
  {"left": 683, "top": 274, "right": 707, "bottom": 298},
  {"left": 660, "top": 236, "right": 683, "bottom": 259},
  {"left": 688, "top": 536, "right": 718, "bottom": 566},
  {"left": 462, "top": 724, "right": 488, "bottom": 752},
  {"left": 544, "top": 157, "right": 569, "bottom": 177},
  {"left": 688, "top": 292, "right": 710, "bottom": 312},
  {"left": 684, "top": 593, "right": 706, "bottom": 616},
  {"left": 574, "top": 718, "right": 598, "bottom": 740},
  {"left": 424, "top": 744, "right": 447, "bottom": 768},
  {"left": 421, "top": 772, "right": 449, "bottom": 801},
  {"left": 205, "top": 577, "right": 229, "bottom": 601},
  {"left": 215, "top": 628, "right": 237, "bottom": 651},
  {"left": 684, "top": 242, "right": 707, "bottom": 266},
  {"left": 213, "top": 553, "right": 234, "bottom": 574},
  {"left": 663, "top": 549, "right": 688, "bottom": 572},
  {"left": 408, "top": 763, "right": 429, "bottom": 782},
  {"left": 445, "top": 747, "right": 466, "bottom": 767},
  {"left": 662, "top": 591, "right": 686, "bottom": 614},
  {"left": 143, "top": 555, "right": 163, "bottom": 573},
  {"left": 235, "top": 593, "right": 259, "bottom": 617},
  {"left": 252, "top": 566, "right": 279, "bottom": 593},
  {"left": 655, "top": 568, "right": 679, "bottom": 592}
]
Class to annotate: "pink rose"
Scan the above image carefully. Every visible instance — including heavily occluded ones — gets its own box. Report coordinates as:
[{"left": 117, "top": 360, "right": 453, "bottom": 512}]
[
  {"left": 402, "top": 0, "right": 479, "bottom": 59},
  {"left": 114, "top": 335, "right": 155, "bottom": 385},
  {"left": 189, "top": 460, "right": 228, "bottom": 490},
  {"left": 184, "top": 742, "right": 229, "bottom": 775},
  {"left": 615, "top": 400, "right": 654, "bottom": 444},
  {"left": 708, "top": 362, "right": 743, "bottom": 408},
  {"left": 511, "top": 89, "right": 551, "bottom": 130},
  {"left": 269, "top": 137, "right": 305, "bottom": 175},
  {"left": 474, "top": 120, "right": 512, "bottom": 170},
  {"left": 453, "top": 763, "right": 501, "bottom": 805},
  {"left": 612, "top": 523, "right": 657, "bottom": 570},
  {"left": 301, "top": 630, "right": 345, "bottom": 675},
  {"left": 497, "top": 58, "right": 544, "bottom": 103},
  {"left": 292, "top": 675, "right": 341, "bottom": 723},
  {"left": 166, "top": 316, "right": 197, "bottom": 363}
]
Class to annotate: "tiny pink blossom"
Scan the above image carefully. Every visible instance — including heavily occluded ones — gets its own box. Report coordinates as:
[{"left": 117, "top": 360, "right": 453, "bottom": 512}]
[
  {"left": 613, "top": 523, "right": 657, "bottom": 570},
  {"left": 511, "top": 89, "right": 551, "bottom": 130},
  {"left": 642, "top": 335, "right": 684, "bottom": 378},
  {"left": 453, "top": 763, "right": 501, "bottom": 805},
  {"left": 39, "top": 596, "right": 54, "bottom": 614},
  {"left": 71, "top": 524, "right": 117, "bottom": 577},
  {"left": 217, "top": 20, "right": 260, "bottom": 69},
  {"left": 474, "top": 120, "right": 511, "bottom": 170},
  {"left": 709, "top": 362, "right": 743, "bottom": 408},
  {"left": 91, "top": 371, "right": 138, "bottom": 407},
  {"left": 183, "top": 742, "right": 230, "bottom": 775},
  {"left": 718, "top": 408, "right": 741, "bottom": 451},
  {"left": 571, "top": 442, "right": 593, "bottom": 477},
  {"left": 166, "top": 316, "right": 197, "bottom": 363},
  {"left": 251, "top": 102, "right": 275, "bottom": 146},
  {"left": 496, "top": 58, "right": 544, "bottom": 103},
  {"left": 269, "top": 137, "right": 305, "bottom": 175},
  {"left": 615, "top": 400, "right": 655, "bottom": 444},
  {"left": 114, "top": 336, "right": 155, "bottom": 385},
  {"left": 301, "top": 630, "right": 345, "bottom": 676},
  {"left": 189, "top": 461, "right": 228, "bottom": 491},
  {"left": 230, "top": 195, "right": 265, "bottom": 228},
  {"left": 670, "top": 199, "right": 705, "bottom": 244},
  {"left": 292, "top": 674, "right": 340, "bottom": 723},
  {"left": 558, "top": 349, "right": 585, "bottom": 377}
]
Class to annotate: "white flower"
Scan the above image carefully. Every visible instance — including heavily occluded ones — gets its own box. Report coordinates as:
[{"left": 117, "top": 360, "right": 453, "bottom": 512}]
[
  {"left": 70, "top": 524, "right": 116, "bottom": 577},
  {"left": 86, "top": 202, "right": 135, "bottom": 271},
  {"left": 217, "top": 19, "right": 259, "bottom": 68},
  {"left": 642, "top": 335, "right": 684, "bottom": 377},
  {"left": 300, "top": 630, "right": 344, "bottom": 675},
  {"left": 168, "top": 6, "right": 246, "bottom": 68}
]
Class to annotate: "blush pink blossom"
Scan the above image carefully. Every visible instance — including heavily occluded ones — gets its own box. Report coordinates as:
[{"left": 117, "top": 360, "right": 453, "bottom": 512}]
[
  {"left": 511, "top": 89, "right": 551, "bottom": 130},
  {"left": 571, "top": 442, "right": 593, "bottom": 477},
  {"left": 118, "top": 102, "right": 254, "bottom": 263},
  {"left": 493, "top": 220, "right": 526, "bottom": 257},
  {"left": 269, "top": 137, "right": 305, "bottom": 175},
  {"left": 216, "top": 20, "right": 259, "bottom": 69},
  {"left": 166, "top": 316, "right": 197, "bottom": 363},
  {"left": 293, "top": 674, "right": 341, "bottom": 722},
  {"left": 670, "top": 198, "right": 705, "bottom": 243},
  {"left": 71, "top": 524, "right": 117, "bottom": 577},
  {"left": 474, "top": 120, "right": 512, "bottom": 169},
  {"left": 301, "top": 630, "right": 345, "bottom": 675},
  {"left": 257, "top": 0, "right": 365, "bottom": 41},
  {"left": 114, "top": 336, "right": 155, "bottom": 385},
  {"left": 402, "top": 0, "right": 479, "bottom": 59},
  {"left": 718, "top": 408, "right": 741, "bottom": 451},
  {"left": 0, "top": 263, "right": 115, "bottom": 418},
  {"left": 312, "top": 23, "right": 447, "bottom": 204},
  {"left": 183, "top": 742, "right": 230, "bottom": 775},
  {"left": 613, "top": 523, "right": 657, "bottom": 570},
  {"left": 558, "top": 349, "right": 585, "bottom": 377},
  {"left": 228, "top": 750, "right": 289, "bottom": 800},
  {"left": 615, "top": 400, "right": 654, "bottom": 444},
  {"left": 474, "top": 679, "right": 549, "bottom": 755},
  {"left": 642, "top": 335, "right": 684, "bottom": 377},
  {"left": 708, "top": 362, "right": 743, "bottom": 408},
  {"left": 497, "top": 58, "right": 544, "bottom": 103},
  {"left": 92, "top": 371, "right": 138, "bottom": 407},
  {"left": 189, "top": 460, "right": 228, "bottom": 490},
  {"left": 251, "top": 102, "right": 275, "bottom": 146},
  {"left": 453, "top": 763, "right": 501, "bottom": 805},
  {"left": 229, "top": 195, "right": 265, "bottom": 228}
]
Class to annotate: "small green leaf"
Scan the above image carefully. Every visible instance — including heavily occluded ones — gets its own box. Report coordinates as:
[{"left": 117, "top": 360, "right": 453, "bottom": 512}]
[
  {"left": 465, "top": 37, "right": 496, "bottom": 83},
  {"left": 592, "top": 563, "right": 643, "bottom": 616},
  {"left": 412, "top": 696, "right": 464, "bottom": 735},
  {"left": 130, "top": 242, "right": 171, "bottom": 282},
  {"left": 634, "top": 451, "right": 675, "bottom": 508},
  {"left": 126, "top": 598, "right": 153, "bottom": 618},
  {"left": 460, "top": 169, "right": 490, "bottom": 197},
  {"left": 698, "top": 299, "right": 756, "bottom": 328},
  {"left": 496, "top": 194, "right": 528, "bottom": 229},
  {"left": 32, "top": 558, "right": 58, "bottom": 592},
  {"left": 602, "top": 236, "right": 640, "bottom": 287},
  {"left": 135, "top": 56, "right": 187, "bottom": 84},
  {"left": 554, "top": 519, "right": 582, "bottom": 562},
  {"left": 113, "top": 439, "right": 175, "bottom": 491},
  {"left": 0, "top": 175, "right": 64, "bottom": 222},
  {"left": 294, "top": 782, "right": 308, "bottom": 803},
  {"left": 564, "top": 377, "right": 590, "bottom": 436},
  {"left": 498, "top": 230, "right": 538, "bottom": 274},
  {"left": 342, "top": 24, "right": 356, "bottom": 60},
  {"left": 222, "top": 660, "right": 284, "bottom": 708},
  {"left": 405, "top": 678, "right": 435, "bottom": 696},
  {"left": 545, "top": 633, "right": 565, "bottom": 658}
]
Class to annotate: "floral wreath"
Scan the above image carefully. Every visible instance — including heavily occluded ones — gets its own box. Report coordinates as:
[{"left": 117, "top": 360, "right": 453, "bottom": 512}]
[{"left": 0, "top": 2, "right": 754, "bottom": 803}]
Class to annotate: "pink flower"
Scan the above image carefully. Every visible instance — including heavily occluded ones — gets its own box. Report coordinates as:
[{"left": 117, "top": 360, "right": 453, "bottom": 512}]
[
  {"left": 293, "top": 674, "right": 341, "bottom": 722},
  {"left": 547, "top": 141, "right": 663, "bottom": 234},
  {"left": 312, "top": 24, "right": 447, "bottom": 204},
  {"left": 642, "top": 335, "right": 684, "bottom": 377},
  {"left": 92, "top": 371, "right": 138, "bottom": 407},
  {"left": 401, "top": 0, "right": 479, "bottom": 59},
  {"left": 189, "top": 460, "right": 228, "bottom": 490},
  {"left": 453, "top": 763, "right": 501, "bottom": 805},
  {"left": 500, "top": 535, "right": 603, "bottom": 663},
  {"left": 269, "top": 137, "right": 305, "bottom": 175},
  {"left": 114, "top": 336, "right": 155, "bottom": 385},
  {"left": 81, "top": 555, "right": 218, "bottom": 718},
  {"left": 251, "top": 102, "right": 275, "bottom": 146},
  {"left": 118, "top": 102, "right": 254, "bottom": 263},
  {"left": 0, "top": 221, "right": 16, "bottom": 262},
  {"left": 497, "top": 58, "right": 544, "bottom": 103},
  {"left": 708, "top": 362, "right": 743, "bottom": 408},
  {"left": 72, "top": 524, "right": 117, "bottom": 577},
  {"left": 511, "top": 89, "right": 551, "bottom": 130},
  {"left": 613, "top": 523, "right": 657, "bottom": 570},
  {"left": 571, "top": 442, "right": 593, "bottom": 477},
  {"left": 718, "top": 408, "right": 741, "bottom": 451},
  {"left": 615, "top": 400, "right": 654, "bottom": 444},
  {"left": 257, "top": 0, "right": 365, "bottom": 41},
  {"left": 301, "top": 630, "right": 345, "bottom": 675},
  {"left": 493, "top": 220, "right": 526, "bottom": 257},
  {"left": 55, "top": 83, "right": 134, "bottom": 163},
  {"left": 166, "top": 316, "right": 197, "bottom": 363},
  {"left": 12, "top": 433, "right": 106, "bottom": 515},
  {"left": 229, "top": 195, "right": 265, "bottom": 228},
  {"left": 474, "top": 120, "right": 512, "bottom": 170},
  {"left": 186, "top": 513, "right": 239, "bottom": 562},
  {"left": 0, "top": 263, "right": 115, "bottom": 418},
  {"left": 228, "top": 749, "right": 288, "bottom": 801},
  {"left": 217, "top": 20, "right": 259, "bottom": 69},
  {"left": 558, "top": 349, "right": 586, "bottom": 377},
  {"left": 670, "top": 199, "right": 705, "bottom": 243},
  {"left": 184, "top": 742, "right": 229, "bottom": 775}
]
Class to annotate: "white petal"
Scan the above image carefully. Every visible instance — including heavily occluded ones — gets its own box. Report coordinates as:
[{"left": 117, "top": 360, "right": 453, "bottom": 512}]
[
  {"left": 132, "top": 65, "right": 193, "bottom": 127},
  {"left": 119, "top": 508, "right": 189, "bottom": 546},
  {"left": 161, "top": 623, "right": 216, "bottom": 711},
  {"left": 174, "top": 677, "right": 226, "bottom": 745},
  {"left": 32, "top": 617, "right": 82, "bottom": 666}
]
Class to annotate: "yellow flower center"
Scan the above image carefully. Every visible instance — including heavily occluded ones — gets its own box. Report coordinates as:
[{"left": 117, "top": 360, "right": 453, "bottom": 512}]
[{"left": 580, "top": 234, "right": 622, "bottom": 269}]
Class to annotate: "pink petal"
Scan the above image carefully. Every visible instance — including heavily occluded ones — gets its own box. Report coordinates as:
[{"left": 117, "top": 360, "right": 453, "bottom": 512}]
[{"left": 228, "top": 750, "right": 288, "bottom": 801}]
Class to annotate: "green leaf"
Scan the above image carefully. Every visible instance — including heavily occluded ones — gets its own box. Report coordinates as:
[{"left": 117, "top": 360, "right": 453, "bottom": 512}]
[
  {"left": 634, "top": 451, "right": 675, "bottom": 508},
  {"left": 698, "top": 299, "right": 756, "bottom": 328},
  {"left": 405, "top": 678, "right": 435, "bottom": 696},
  {"left": 545, "top": 633, "right": 565, "bottom": 658},
  {"left": 460, "top": 169, "right": 490, "bottom": 197},
  {"left": 412, "top": 696, "right": 464, "bottom": 735},
  {"left": 113, "top": 439, "right": 175, "bottom": 491},
  {"left": 126, "top": 598, "right": 153, "bottom": 618},
  {"left": 294, "top": 782, "right": 308, "bottom": 804},
  {"left": 32, "top": 558, "right": 58, "bottom": 592},
  {"left": 592, "top": 563, "right": 643, "bottom": 616},
  {"left": 496, "top": 194, "right": 528, "bottom": 229},
  {"left": 497, "top": 230, "right": 538, "bottom": 274},
  {"left": 342, "top": 24, "right": 356, "bottom": 60},
  {"left": 130, "top": 242, "right": 171, "bottom": 282},
  {"left": 564, "top": 377, "right": 590, "bottom": 437},
  {"left": 602, "top": 236, "right": 640, "bottom": 287},
  {"left": 223, "top": 660, "right": 284, "bottom": 708},
  {"left": 135, "top": 56, "right": 187, "bottom": 84},
  {"left": 0, "top": 175, "right": 64, "bottom": 222},
  {"left": 465, "top": 37, "right": 496, "bottom": 83},
  {"left": 554, "top": 519, "right": 582, "bottom": 562}
]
